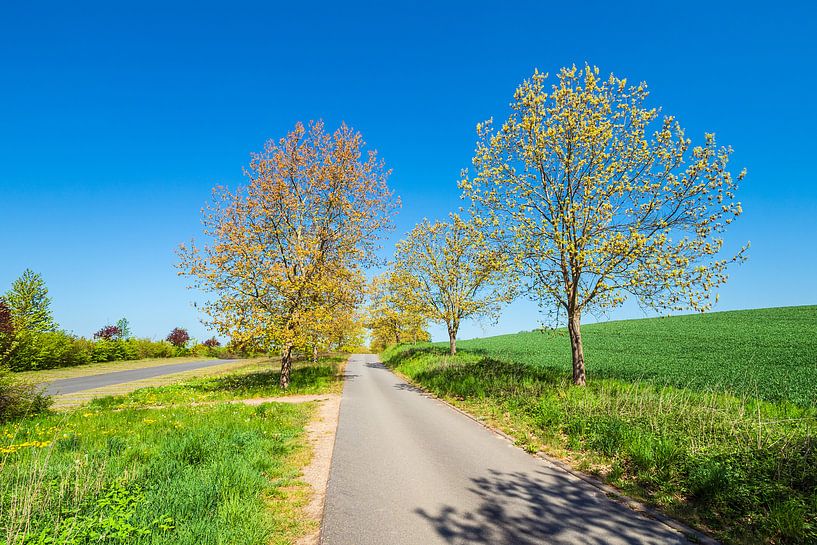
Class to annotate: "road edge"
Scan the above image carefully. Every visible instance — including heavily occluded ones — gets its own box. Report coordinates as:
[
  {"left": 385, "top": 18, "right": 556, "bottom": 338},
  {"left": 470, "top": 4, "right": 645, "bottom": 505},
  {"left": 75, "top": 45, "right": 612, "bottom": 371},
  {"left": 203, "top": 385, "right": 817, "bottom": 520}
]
[
  {"left": 297, "top": 356, "right": 349, "bottom": 545},
  {"left": 385, "top": 362, "right": 719, "bottom": 545}
]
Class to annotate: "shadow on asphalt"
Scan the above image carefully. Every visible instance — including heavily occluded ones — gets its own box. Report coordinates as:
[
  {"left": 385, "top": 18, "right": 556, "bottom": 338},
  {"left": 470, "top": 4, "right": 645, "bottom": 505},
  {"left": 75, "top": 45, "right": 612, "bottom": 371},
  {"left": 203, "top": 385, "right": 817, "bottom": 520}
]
[
  {"left": 392, "top": 382, "right": 426, "bottom": 394},
  {"left": 415, "top": 469, "right": 684, "bottom": 545}
]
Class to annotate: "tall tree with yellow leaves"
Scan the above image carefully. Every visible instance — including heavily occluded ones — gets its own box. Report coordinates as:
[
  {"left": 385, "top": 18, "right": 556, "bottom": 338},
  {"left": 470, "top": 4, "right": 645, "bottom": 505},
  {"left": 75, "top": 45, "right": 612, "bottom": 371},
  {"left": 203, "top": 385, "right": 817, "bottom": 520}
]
[
  {"left": 178, "top": 121, "right": 398, "bottom": 387},
  {"left": 461, "top": 65, "right": 747, "bottom": 385},
  {"left": 391, "top": 215, "right": 514, "bottom": 355},
  {"left": 366, "top": 272, "right": 430, "bottom": 352}
]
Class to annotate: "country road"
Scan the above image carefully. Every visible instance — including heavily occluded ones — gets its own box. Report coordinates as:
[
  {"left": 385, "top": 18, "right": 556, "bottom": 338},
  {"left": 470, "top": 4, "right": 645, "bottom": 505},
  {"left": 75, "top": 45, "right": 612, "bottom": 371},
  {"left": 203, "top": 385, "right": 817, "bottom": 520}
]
[
  {"left": 42, "top": 359, "right": 237, "bottom": 395},
  {"left": 321, "top": 354, "right": 697, "bottom": 545}
]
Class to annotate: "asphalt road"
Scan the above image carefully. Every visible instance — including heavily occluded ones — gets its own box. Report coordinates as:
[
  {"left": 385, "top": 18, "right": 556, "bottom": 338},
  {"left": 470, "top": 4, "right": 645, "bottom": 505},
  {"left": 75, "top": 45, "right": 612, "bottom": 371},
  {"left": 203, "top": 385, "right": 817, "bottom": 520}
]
[
  {"left": 42, "top": 359, "right": 237, "bottom": 395},
  {"left": 321, "top": 354, "right": 696, "bottom": 545}
]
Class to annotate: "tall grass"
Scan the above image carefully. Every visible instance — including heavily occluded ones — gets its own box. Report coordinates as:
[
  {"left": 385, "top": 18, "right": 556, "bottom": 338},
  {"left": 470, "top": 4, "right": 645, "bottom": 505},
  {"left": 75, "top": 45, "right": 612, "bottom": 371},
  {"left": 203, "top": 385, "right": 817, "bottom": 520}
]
[{"left": 1, "top": 403, "right": 313, "bottom": 544}]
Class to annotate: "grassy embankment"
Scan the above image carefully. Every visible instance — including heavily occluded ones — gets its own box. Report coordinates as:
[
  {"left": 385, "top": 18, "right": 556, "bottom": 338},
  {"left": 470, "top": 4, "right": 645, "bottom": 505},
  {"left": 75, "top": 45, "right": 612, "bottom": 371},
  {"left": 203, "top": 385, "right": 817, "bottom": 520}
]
[
  {"left": 383, "top": 306, "right": 817, "bottom": 545},
  {"left": 1, "top": 357, "right": 345, "bottom": 545}
]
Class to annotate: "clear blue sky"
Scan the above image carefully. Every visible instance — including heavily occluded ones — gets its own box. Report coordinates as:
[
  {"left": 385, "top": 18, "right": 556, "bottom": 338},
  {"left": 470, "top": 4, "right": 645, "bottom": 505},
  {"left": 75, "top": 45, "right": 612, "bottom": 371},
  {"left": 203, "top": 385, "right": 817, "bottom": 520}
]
[{"left": 1, "top": 1, "right": 815, "bottom": 342}]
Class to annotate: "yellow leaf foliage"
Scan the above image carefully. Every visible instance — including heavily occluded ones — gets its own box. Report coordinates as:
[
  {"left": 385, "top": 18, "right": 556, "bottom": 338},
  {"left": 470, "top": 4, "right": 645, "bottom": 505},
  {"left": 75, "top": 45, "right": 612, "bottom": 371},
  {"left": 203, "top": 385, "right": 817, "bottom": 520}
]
[
  {"left": 178, "top": 121, "right": 399, "bottom": 366},
  {"left": 461, "top": 65, "right": 747, "bottom": 320}
]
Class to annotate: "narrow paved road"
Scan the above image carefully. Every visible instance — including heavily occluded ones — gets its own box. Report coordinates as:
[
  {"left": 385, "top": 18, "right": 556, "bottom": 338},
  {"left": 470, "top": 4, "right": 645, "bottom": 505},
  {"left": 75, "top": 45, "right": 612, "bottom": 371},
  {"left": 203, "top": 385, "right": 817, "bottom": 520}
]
[
  {"left": 42, "top": 359, "right": 237, "bottom": 395},
  {"left": 322, "top": 354, "right": 696, "bottom": 545}
]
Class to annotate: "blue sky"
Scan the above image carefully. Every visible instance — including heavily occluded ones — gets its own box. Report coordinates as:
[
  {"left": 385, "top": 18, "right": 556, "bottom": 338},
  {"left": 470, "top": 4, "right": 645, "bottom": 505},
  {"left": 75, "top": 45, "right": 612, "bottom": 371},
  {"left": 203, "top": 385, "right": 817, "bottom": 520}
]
[{"left": 1, "top": 1, "right": 815, "bottom": 342}]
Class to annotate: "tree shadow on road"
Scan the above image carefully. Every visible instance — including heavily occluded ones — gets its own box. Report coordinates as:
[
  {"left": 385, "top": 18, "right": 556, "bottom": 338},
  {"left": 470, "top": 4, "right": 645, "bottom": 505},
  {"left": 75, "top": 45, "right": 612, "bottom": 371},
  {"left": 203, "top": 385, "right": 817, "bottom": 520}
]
[{"left": 415, "top": 468, "right": 689, "bottom": 545}]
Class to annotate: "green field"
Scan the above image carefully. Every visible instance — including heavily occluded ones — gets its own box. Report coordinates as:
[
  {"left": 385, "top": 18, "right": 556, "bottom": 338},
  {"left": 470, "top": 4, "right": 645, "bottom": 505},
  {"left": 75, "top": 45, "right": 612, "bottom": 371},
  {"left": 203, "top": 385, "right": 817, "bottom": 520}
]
[
  {"left": 1, "top": 357, "right": 344, "bottom": 545},
  {"left": 458, "top": 305, "right": 817, "bottom": 405},
  {"left": 384, "top": 306, "right": 817, "bottom": 545}
]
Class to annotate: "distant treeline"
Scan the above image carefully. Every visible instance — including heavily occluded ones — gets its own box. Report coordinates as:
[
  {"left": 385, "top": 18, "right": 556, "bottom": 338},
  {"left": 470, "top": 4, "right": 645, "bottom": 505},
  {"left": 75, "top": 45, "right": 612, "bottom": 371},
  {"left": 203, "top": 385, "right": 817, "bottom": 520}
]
[{"left": 0, "top": 269, "right": 235, "bottom": 372}]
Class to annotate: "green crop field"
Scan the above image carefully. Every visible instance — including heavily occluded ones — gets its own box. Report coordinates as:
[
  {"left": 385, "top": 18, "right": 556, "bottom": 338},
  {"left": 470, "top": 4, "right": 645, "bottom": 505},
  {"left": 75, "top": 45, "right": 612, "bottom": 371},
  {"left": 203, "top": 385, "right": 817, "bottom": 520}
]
[
  {"left": 384, "top": 306, "right": 817, "bottom": 544},
  {"left": 458, "top": 305, "right": 817, "bottom": 405}
]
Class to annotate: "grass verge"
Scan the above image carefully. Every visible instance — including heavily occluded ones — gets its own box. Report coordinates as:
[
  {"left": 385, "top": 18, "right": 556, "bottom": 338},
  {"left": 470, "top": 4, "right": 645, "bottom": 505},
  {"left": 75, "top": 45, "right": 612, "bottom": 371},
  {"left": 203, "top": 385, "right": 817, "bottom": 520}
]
[
  {"left": 1, "top": 403, "right": 313, "bottom": 545},
  {"left": 89, "top": 356, "right": 346, "bottom": 410},
  {"left": 50, "top": 359, "right": 268, "bottom": 410},
  {"left": 383, "top": 309, "right": 817, "bottom": 545},
  {"left": 1, "top": 355, "right": 347, "bottom": 545}
]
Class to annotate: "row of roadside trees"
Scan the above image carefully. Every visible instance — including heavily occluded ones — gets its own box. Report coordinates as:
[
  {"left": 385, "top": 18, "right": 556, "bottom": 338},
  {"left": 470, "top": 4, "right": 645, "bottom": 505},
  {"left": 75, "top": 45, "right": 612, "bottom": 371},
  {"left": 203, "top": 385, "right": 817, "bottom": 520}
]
[
  {"left": 379, "top": 65, "right": 746, "bottom": 385},
  {"left": 180, "top": 64, "right": 745, "bottom": 387}
]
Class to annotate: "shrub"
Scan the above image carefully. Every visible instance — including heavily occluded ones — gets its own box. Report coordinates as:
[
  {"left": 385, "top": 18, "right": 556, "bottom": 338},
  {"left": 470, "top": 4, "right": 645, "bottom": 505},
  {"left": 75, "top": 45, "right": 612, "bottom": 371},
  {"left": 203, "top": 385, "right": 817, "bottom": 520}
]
[
  {"left": 127, "top": 338, "right": 175, "bottom": 359},
  {"left": 0, "top": 298, "right": 13, "bottom": 355},
  {"left": 3, "top": 331, "right": 92, "bottom": 371},
  {"left": 203, "top": 337, "right": 220, "bottom": 348},
  {"left": 94, "top": 324, "right": 122, "bottom": 341},
  {"left": 166, "top": 328, "right": 190, "bottom": 348},
  {"left": 0, "top": 366, "right": 51, "bottom": 422},
  {"left": 91, "top": 339, "right": 131, "bottom": 363}
]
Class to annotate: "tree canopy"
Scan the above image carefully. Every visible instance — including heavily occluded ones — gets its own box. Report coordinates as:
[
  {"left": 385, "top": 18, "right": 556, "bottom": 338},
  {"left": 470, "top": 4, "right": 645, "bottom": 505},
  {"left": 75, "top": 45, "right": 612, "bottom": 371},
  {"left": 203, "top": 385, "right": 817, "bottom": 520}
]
[
  {"left": 390, "top": 214, "right": 514, "bottom": 354},
  {"left": 461, "top": 65, "right": 746, "bottom": 384},
  {"left": 179, "top": 121, "right": 399, "bottom": 387}
]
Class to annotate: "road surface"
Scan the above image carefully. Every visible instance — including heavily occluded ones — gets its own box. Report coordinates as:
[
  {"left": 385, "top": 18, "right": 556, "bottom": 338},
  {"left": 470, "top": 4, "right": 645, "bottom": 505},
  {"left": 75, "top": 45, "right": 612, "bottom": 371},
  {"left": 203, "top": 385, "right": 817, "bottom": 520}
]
[
  {"left": 321, "top": 354, "right": 697, "bottom": 545},
  {"left": 42, "top": 359, "right": 237, "bottom": 395}
]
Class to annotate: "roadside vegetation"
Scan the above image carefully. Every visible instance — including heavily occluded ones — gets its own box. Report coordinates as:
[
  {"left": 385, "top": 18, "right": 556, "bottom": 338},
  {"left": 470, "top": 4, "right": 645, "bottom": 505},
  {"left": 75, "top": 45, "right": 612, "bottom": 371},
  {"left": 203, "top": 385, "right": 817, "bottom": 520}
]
[
  {"left": 0, "top": 270, "right": 238, "bottom": 373},
  {"left": 1, "top": 403, "right": 313, "bottom": 545},
  {"left": 0, "top": 355, "right": 344, "bottom": 544},
  {"left": 383, "top": 306, "right": 817, "bottom": 545},
  {"left": 91, "top": 356, "right": 346, "bottom": 410}
]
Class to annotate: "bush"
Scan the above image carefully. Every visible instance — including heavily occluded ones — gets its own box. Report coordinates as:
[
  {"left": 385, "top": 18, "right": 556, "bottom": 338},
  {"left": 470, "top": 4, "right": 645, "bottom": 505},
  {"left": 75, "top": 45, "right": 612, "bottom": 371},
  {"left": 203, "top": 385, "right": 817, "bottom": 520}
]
[
  {"left": 0, "top": 333, "right": 186, "bottom": 371},
  {"left": 91, "top": 339, "right": 132, "bottom": 363},
  {"left": 0, "top": 367, "right": 51, "bottom": 422},
  {"left": 127, "top": 338, "right": 176, "bottom": 359},
  {"left": 3, "top": 331, "right": 91, "bottom": 371},
  {"left": 93, "top": 324, "right": 122, "bottom": 341}
]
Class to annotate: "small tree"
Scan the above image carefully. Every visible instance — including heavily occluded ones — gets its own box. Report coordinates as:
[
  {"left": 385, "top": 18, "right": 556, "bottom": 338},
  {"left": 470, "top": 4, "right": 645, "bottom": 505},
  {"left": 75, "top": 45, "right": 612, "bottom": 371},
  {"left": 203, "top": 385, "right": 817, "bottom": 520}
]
[
  {"left": 4, "top": 269, "right": 55, "bottom": 333},
  {"left": 391, "top": 215, "right": 514, "bottom": 355},
  {"left": 94, "top": 325, "right": 122, "bottom": 341},
  {"left": 115, "top": 318, "right": 132, "bottom": 340},
  {"left": 166, "top": 328, "right": 190, "bottom": 348},
  {"left": 202, "top": 337, "right": 221, "bottom": 348},
  {"left": 462, "top": 65, "right": 747, "bottom": 385}
]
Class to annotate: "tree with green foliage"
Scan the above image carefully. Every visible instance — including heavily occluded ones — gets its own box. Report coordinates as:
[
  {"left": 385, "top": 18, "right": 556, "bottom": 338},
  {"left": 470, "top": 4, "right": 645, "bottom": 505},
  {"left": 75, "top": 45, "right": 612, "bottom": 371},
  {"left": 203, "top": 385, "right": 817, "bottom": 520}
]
[
  {"left": 4, "top": 269, "right": 55, "bottom": 334},
  {"left": 116, "top": 317, "right": 132, "bottom": 340}
]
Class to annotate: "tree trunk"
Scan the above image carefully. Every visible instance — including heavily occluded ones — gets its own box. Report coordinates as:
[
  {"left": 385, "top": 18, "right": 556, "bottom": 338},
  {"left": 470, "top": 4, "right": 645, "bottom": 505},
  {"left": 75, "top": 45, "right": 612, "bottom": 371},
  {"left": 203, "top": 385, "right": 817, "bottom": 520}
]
[
  {"left": 312, "top": 344, "right": 318, "bottom": 365},
  {"left": 448, "top": 326, "right": 457, "bottom": 356},
  {"left": 567, "top": 311, "right": 586, "bottom": 386},
  {"left": 280, "top": 344, "right": 293, "bottom": 389}
]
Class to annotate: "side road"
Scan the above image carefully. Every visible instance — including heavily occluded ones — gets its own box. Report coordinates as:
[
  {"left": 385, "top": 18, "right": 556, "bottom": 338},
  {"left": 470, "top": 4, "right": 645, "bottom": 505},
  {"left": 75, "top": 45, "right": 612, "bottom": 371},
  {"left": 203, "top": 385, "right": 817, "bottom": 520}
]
[
  {"left": 34, "top": 358, "right": 261, "bottom": 409},
  {"left": 42, "top": 358, "right": 238, "bottom": 395},
  {"left": 321, "top": 354, "right": 709, "bottom": 545}
]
